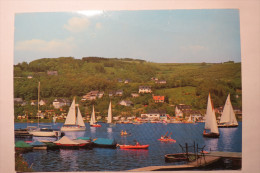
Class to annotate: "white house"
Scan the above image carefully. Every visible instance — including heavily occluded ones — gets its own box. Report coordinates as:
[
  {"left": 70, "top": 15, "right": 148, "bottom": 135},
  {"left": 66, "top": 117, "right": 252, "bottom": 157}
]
[
  {"left": 139, "top": 86, "right": 152, "bottom": 93},
  {"left": 119, "top": 100, "right": 133, "bottom": 106},
  {"left": 141, "top": 110, "right": 167, "bottom": 121}
]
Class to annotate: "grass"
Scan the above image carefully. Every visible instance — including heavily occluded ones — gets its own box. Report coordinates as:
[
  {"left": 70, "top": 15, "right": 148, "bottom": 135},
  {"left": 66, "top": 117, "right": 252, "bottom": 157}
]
[{"left": 155, "top": 86, "right": 198, "bottom": 105}]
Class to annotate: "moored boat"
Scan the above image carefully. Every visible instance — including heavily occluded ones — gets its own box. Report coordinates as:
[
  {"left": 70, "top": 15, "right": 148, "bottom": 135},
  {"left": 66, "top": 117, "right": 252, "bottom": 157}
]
[
  {"left": 30, "top": 141, "right": 47, "bottom": 150},
  {"left": 203, "top": 93, "right": 220, "bottom": 138},
  {"left": 15, "top": 141, "right": 33, "bottom": 153},
  {"left": 218, "top": 94, "right": 239, "bottom": 128},
  {"left": 165, "top": 153, "right": 196, "bottom": 162},
  {"left": 54, "top": 136, "right": 92, "bottom": 149},
  {"left": 93, "top": 138, "right": 117, "bottom": 148}
]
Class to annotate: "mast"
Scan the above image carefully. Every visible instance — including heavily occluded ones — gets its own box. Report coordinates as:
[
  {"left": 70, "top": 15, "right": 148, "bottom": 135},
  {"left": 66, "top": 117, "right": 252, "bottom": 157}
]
[{"left": 37, "top": 81, "right": 40, "bottom": 128}]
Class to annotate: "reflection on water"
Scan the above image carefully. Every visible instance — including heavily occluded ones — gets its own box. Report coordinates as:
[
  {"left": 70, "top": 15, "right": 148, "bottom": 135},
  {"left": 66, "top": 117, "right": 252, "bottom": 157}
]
[{"left": 15, "top": 122, "right": 242, "bottom": 171}]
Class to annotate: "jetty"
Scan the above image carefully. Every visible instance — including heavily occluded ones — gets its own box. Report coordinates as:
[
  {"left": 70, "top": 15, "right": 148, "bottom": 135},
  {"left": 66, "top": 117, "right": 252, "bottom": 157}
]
[{"left": 129, "top": 151, "right": 241, "bottom": 171}]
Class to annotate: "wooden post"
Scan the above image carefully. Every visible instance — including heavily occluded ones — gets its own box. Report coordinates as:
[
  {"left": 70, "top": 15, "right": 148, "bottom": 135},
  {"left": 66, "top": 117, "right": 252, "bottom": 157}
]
[{"left": 186, "top": 143, "right": 188, "bottom": 158}]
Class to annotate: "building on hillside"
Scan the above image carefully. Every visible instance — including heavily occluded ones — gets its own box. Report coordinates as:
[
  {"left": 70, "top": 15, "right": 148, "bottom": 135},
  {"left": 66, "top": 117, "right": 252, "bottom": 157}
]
[
  {"left": 27, "top": 75, "right": 33, "bottom": 79},
  {"left": 151, "top": 77, "right": 158, "bottom": 81},
  {"left": 47, "top": 70, "right": 58, "bottom": 76},
  {"left": 153, "top": 95, "right": 165, "bottom": 103},
  {"left": 30, "top": 100, "right": 38, "bottom": 106},
  {"left": 175, "top": 104, "right": 192, "bottom": 118},
  {"left": 118, "top": 78, "right": 123, "bottom": 83},
  {"left": 155, "top": 80, "right": 167, "bottom": 84},
  {"left": 141, "top": 109, "right": 168, "bottom": 121},
  {"left": 115, "top": 90, "right": 123, "bottom": 96},
  {"left": 39, "top": 99, "right": 48, "bottom": 106},
  {"left": 124, "top": 79, "right": 131, "bottom": 84},
  {"left": 53, "top": 98, "right": 71, "bottom": 109},
  {"left": 14, "top": 98, "right": 23, "bottom": 104},
  {"left": 108, "top": 91, "right": 115, "bottom": 97},
  {"left": 118, "top": 100, "right": 133, "bottom": 107},
  {"left": 139, "top": 86, "right": 152, "bottom": 93},
  {"left": 131, "top": 93, "right": 139, "bottom": 98},
  {"left": 81, "top": 90, "right": 104, "bottom": 101}
]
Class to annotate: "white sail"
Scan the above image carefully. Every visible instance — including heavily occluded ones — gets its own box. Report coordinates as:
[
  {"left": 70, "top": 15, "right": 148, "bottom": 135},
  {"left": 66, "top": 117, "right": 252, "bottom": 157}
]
[
  {"left": 107, "top": 101, "right": 112, "bottom": 123},
  {"left": 90, "top": 105, "right": 96, "bottom": 125},
  {"left": 76, "top": 106, "right": 85, "bottom": 127},
  {"left": 220, "top": 94, "right": 238, "bottom": 125},
  {"left": 205, "top": 93, "right": 219, "bottom": 134},
  {"left": 64, "top": 98, "right": 76, "bottom": 125}
]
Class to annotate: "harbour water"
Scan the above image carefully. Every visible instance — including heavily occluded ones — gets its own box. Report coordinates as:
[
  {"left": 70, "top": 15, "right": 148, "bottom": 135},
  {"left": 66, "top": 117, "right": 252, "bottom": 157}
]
[{"left": 15, "top": 122, "right": 242, "bottom": 171}]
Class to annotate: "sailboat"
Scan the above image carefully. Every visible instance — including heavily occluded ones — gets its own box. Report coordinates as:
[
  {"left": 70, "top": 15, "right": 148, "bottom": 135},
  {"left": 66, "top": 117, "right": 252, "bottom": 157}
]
[
  {"left": 218, "top": 94, "right": 238, "bottom": 128},
  {"left": 203, "top": 93, "right": 220, "bottom": 138},
  {"left": 28, "top": 82, "right": 62, "bottom": 137},
  {"left": 61, "top": 97, "right": 86, "bottom": 131},
  {"left": 107, "top": 101, "right": 113, "bottom": 124},
  {"left": 90, "top": 105, "right": 101, "bottom": 127}
]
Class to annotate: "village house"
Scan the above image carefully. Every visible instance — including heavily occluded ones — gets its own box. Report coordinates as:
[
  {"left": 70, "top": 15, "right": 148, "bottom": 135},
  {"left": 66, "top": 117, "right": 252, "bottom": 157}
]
[
  {"left": 141, "top": 109, "right": 168, "bottom": 121},
  {"left": 108, "top": 91, "right": 115, "bottom": 97},
  {"left": 175, "top": 104, "right": 192, "bottom": 118},
  {"left": 47, "top": 70, "right": 58, "bottom": 76},
  {"left": 151, "top": 77, "right": 158, "bottom": 81},
  {"left": 39, "top": 99, "right": 48, "bottom": 106},
  {"left": 115, "top": 90, "right": 123, "bottom": 96},
  {"left": 30, "top": 100, "right": 38, "bottom": 106},
  {"left": 153, "top": 95, "right": 165, "bottom": 103},
  {"left": 124, "top": 79, "right": 131, "bottom": 84},
  {"left": 117, "top": 78, "right": 123, "bottom": 83},
  {"left": 139, "top": 86, "right": 152, "bottom": 93},
  {"left": 131, "top": 93, "right": 139, "bottom": 97},
  {"left": 27, "top": 75, "right": 33, "bottom": 79},
  {"left": 81, "top": 90, "right": 104, "bottom": 101},
  {"left": 52, "top": 98, "right": 71, "bottom": 109},
  {"left": 118, "top": 100, "right": 133, "bottom": 107},
  {"left": 155, "top": 80, "right": 167, "bottom": 84},
  {"left": 14, "top": 98, "right": 23, "bottom": 105}
]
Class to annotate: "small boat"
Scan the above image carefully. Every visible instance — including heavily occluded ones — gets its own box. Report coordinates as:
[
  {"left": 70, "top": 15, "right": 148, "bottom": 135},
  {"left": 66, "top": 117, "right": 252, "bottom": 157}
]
[
  {"left": 120, "top": 130, "right": 130, "bottom": 136},
  {"left": 203, "top": 93, "right": 220, "bottom": 138},
  {"left": 218, "top": 94, "right": 239, "bottom": 128},
  {"left": 158, "top": 138, "right": 176, "bottom": 142},
  {"left": 118, "top": 144, "right": 149, "bottom": 149},
  {"left": 40, "top": 140, "right": 60, "bottom": 150},
  {"left": 30, "top": 141, "right": 47, "bottom": 150},
  {"left": 15, "top": 141, "right": 33, "bottom": 153},
  {"left": 15, "top": 128, "right": 33, "bottom": 139},
  {"left": 61, "top": 97, "right": 86, "bottom": 131},
  {"left": 54, "top": 136, "right": 92, "bottom": 149},
  {"left": 92, "top": 138, "right": 117, "bottom": 148},
  {"left": 90, "top": 105, "right": 101, "bottom": 127},
  {"left": 158, "top": 132, "right": 176, "bottom": 142}
]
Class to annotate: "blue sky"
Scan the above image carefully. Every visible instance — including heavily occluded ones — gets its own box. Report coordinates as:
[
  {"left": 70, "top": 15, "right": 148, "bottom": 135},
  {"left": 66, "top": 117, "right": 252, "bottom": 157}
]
[{"left": 14, "top": 9, "right": 241, "bottom": 64}]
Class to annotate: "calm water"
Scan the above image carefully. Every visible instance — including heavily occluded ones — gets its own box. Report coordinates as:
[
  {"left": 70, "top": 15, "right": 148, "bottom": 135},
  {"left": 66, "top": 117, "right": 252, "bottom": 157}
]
[{"left": 15, "top": 122, "right": 242, "bottom": 171}]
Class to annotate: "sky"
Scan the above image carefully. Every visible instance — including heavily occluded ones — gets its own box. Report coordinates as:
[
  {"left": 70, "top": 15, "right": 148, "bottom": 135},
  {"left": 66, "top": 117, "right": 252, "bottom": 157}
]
[{"left": 14, "top": 9, "right": 241, "bottom": 64}]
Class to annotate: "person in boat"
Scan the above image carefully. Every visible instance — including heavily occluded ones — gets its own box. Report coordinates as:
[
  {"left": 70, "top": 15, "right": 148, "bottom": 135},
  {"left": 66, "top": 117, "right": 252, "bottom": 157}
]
[
  {"left": 121, "top": 130, "right": 124, "bottom": 136},
  {"left": 135, "top": 141, "right": 140, "bottom": 145},
  {"left": 124, "top": 131, "right": 128, "bottom": 135},
  {"left": 161, "top": 135, "right": 164, "bottom": 139}
]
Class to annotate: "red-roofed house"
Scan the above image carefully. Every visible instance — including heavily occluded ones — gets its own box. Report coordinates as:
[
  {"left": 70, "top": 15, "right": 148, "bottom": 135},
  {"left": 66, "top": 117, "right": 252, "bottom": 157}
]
[{"left": 153, "top": 95, "right": 165, "bottom": 103}]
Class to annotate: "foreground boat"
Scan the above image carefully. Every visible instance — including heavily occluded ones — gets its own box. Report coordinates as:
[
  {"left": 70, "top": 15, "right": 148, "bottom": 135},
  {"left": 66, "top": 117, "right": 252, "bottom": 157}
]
[
  {"left": 61, "top": 98, "right": 86, "bottom": 131},
  {"left": 54, "top": 136, "right": 92, "bottom": 149},
  {"left": 15, "top": 141, "right": 33, "bottom": 153},
  {"left": 165, "top": 153, "right": 194, "bottom": 162},
  {"left": 30, "top": 141, "right": 47, "bottom": 150},
  {"left": 203, "top": 93, "right": 220, "bottom": 138},
  {"left": 118, "top": 144, "right": 149, "bottom": 149},
  {"left": 93, "top": 138, "right": 117, "bottom": 148},
  {"left": 218, "top": 94, "right": 238, "bottom": 128}
]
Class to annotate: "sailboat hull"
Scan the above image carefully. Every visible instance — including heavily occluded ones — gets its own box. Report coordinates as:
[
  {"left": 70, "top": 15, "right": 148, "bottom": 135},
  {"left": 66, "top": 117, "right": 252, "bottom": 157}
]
[
  {"left": 61, "top": 126, "right": 86, "bottom": 131},
  {"left": 203, "top": 132, "right": 220, "bottom": 138},
  {"left": 218, "top": 124, "right": 238, "bottom": 128},
  {"left": 29, "top": 129, "right": 62, "bottom": 137}
]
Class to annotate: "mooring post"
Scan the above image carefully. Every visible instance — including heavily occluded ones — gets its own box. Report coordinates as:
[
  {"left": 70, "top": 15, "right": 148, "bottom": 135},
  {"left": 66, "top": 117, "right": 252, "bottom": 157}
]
[{"left": 186, "top": 143, "right": 188, "bottom": 158}]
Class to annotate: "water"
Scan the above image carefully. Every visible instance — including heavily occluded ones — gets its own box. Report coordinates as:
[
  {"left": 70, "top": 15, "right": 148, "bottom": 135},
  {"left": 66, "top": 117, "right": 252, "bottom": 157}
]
[{"left": 15, "top": 122, "right": 242, "bottom": 171}]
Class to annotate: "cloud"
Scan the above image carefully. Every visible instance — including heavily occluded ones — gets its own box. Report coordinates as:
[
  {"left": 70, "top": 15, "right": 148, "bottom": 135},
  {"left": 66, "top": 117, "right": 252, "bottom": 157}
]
[
  {"left": 15, "top": 37, "right": 76, "bottom": 54},
  {"left": 64, "top": 17, "right": 90, "bottom": 32}
]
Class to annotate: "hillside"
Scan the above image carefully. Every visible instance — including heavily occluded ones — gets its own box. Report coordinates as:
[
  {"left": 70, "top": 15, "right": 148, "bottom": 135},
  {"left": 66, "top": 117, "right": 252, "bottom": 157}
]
[{"left": 14, "top": 57, "right": 241, "bottom": 118}]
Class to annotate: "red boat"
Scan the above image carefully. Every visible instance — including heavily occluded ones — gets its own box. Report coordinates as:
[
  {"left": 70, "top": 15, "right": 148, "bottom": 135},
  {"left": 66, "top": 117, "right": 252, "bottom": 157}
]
[
  {"left": 118, "top": 144, "right": 149, "bottom": 149},
  {"left": 158, "top": 138, "right": 176, "bottom": 142},
  {"left": 91, "top": 124, "right": 101, "bottom": 127}
]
